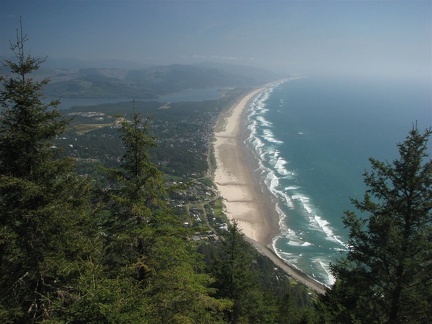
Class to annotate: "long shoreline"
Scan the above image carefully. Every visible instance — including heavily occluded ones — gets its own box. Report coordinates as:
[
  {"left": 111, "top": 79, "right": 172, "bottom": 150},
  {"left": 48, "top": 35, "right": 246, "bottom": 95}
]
[
  {"left": 213, "top": 87, "right": 279, "bottom": 244},
  {"left": 213, "top": 85, "right": 327, "bottom": 294}
]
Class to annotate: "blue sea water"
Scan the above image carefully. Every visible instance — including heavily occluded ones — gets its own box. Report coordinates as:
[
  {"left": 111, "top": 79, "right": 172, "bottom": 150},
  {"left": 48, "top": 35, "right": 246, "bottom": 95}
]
[{"left": 243, "top": 77, "right": 431, "bottom": 286}]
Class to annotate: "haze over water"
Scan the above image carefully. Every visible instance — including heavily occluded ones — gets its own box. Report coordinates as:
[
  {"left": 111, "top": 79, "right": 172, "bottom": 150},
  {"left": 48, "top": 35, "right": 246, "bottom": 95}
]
[
  {"left": 2, "top": 1, "right": 430, "bottom": 82},
  {"left": 244, "top": 77, "right": 431, "bottom": 286}
]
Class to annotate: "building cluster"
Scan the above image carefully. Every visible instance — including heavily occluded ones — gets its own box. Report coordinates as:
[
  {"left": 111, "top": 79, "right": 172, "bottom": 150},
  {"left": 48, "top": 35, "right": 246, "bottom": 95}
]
[{"left": 59, "top": 107, "right": 230, "bottom": 241}]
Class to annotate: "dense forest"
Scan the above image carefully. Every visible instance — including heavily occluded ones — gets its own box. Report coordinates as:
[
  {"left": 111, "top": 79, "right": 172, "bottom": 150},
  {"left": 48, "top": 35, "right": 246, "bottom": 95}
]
[{"left": 1, "top": 27, "right": 431, "bottom": 323}]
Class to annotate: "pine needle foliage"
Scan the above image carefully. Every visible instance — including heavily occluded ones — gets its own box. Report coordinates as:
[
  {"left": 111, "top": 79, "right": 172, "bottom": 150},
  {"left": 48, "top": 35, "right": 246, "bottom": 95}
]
[
  {"left": 0, "top": 21, "right": 96, "bottom": 322},
  {"left": 0, "top": 22, "right": 65, "bottom": 179},
  {"left": 319, "top": 127, "right": 432, "bottom": 323},
  {"left": 99, "top": 108, "right": 231, "bottom": 322}
]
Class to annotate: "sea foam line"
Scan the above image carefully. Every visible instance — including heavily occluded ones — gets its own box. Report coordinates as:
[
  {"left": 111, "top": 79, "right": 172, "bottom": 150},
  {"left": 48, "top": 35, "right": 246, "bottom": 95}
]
[
  {"left": 245, "top": 79, "right": 347, "bottom": 286},
  {"left": 248, "top": 85, "right": 347, "bottom": 250},
  {"left": 317, "top": 259, "right": 336, "bottom": 286}
]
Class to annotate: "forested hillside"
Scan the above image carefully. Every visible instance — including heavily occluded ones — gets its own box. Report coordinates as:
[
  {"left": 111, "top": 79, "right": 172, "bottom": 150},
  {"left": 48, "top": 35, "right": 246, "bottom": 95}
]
[{"left": 0, "top": 24, "right": 318, "bottom": 324}]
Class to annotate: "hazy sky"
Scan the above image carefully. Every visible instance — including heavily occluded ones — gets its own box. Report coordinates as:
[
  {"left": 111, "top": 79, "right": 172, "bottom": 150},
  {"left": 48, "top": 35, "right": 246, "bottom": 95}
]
[{"left": 1, "top": 0, "right": 431, "bottom": 80}]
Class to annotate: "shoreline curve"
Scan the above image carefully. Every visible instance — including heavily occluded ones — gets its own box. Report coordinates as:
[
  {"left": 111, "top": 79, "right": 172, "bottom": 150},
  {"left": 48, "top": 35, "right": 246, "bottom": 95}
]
[{"left": 213, "top": 84, "right": 327, "bottom": 294}]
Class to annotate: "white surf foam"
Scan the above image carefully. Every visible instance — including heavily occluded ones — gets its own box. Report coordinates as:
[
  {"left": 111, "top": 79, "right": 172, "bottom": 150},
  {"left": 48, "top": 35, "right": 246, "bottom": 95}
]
[
  {"left": 274, "top": 157, "right": 289, "bottom": 176},
  {"left": 317, "top": 259, "right": 336, "bottom": 286},
  {"left": 313, "top": 215, "right": 346, "bottom": 247},
  {"left": 262, "top": 129, "right": 284, "bottom": 144},
  {"left": 291, "top": 194, "right": 313, "bottom": 214},
  {"left": 256, "top": 115, "right": 272, "bottom": 127}
]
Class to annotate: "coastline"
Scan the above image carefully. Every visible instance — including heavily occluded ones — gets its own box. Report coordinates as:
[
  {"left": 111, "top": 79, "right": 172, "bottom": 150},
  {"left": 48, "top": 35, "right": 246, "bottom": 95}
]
[
  {"left": 213, "top": 85, "right": 327, "bottom": 294},
  {"left": 213, "top": 87, "right": 279, "bottom": 245}
]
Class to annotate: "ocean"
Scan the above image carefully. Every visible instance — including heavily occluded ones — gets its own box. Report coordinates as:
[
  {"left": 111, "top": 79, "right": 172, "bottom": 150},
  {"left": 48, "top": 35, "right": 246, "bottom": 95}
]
[{"left": 243, "top": 76, "right": 431, "bottom": 286}]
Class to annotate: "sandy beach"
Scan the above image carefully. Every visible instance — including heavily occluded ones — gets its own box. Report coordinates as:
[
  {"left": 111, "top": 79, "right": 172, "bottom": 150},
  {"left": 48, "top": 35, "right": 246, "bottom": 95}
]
[
  {"left": 213, "top": 86, "right": 327, "bottom": 294},
  {"left": 213, "top": 87, "right": 279, "bottom": 245}
]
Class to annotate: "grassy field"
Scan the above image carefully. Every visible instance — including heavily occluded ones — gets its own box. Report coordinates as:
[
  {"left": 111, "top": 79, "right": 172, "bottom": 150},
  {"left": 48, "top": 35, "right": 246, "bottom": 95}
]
[{"left": 71, "top": 123, "right": 113, "bottom": 135}]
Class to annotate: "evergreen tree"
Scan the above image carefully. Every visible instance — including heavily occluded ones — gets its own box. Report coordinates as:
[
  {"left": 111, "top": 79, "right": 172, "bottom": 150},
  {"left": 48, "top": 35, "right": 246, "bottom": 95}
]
[
  {"left": 100, "top": 108, "right": 229, "bottom": 322},
  {"left": 211, "top": 222, "right": 269, "bottom": 323},
  {"left": 319, "top": 127, "right": 432, "bottom": 323},
  {"left": 101, "top": 109, "right": 166, "bottom": 278},
  {"left": 143, "top": 233, "right": 232, "bottom": 323},
  {"left": 0, "top": 22, "right": 96, "bottom": 322},
  {"left": 0, "top": 24, "right": 66, "bottom": 178}
]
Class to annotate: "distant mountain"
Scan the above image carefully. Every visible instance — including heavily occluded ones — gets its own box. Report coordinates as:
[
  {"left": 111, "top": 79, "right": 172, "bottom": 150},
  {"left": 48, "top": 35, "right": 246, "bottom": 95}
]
[
  {"left": 3, "top": 62, "right": 284, "bottom": 99},
  {"left": 44, "top": 69, "right": 158, "bottom": 99},
  {"left": 125, "top": 64, "right": 264, "bottom": 94}
]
